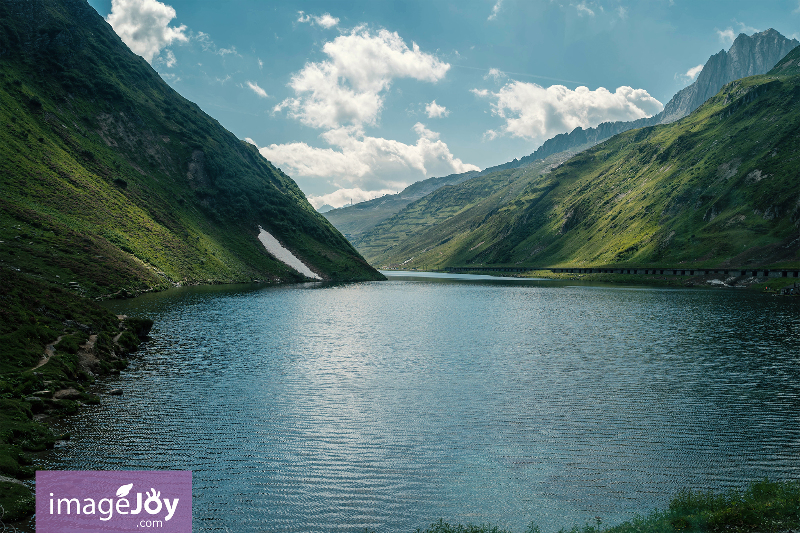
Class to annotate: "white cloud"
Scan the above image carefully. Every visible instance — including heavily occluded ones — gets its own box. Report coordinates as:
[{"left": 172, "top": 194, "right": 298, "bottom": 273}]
[
  {"left": 247, "top": 81, "right": 268, "bottom": 98},
  {"left": 196, "top": 31, "right": 239, "bottom": 56},
  {"left": 258, "top": 58, "right": 263, "bottom": 69},
  {"left": 425, "top": 100, "right": 449, "bottom": 118},
  {"left": 575, "top": 2, "right": 595, "bottom": 17},
  {"left": 484, "top": 68, "right": 506, "bottom": 82},
  {"left": 274, "top": 28, "right": 450, "bottom": 129},
  {"left": 488, "top": 0, "right": 503, "bottom": 21},
  {"left": 685, "top": 64, "right": 704, "bottom": 80},
  {"left": 156, "top": 49, "right": 177, "bottom": 68},
  {"left": 106, "top": 0, "right": 188, "bottom": 64},
  {"left": 717, "top": 27, "right": 736, "bottom": 44},
  {"left": 617, "top": 6, "right": 628, "bottom": 20},
  {"left": 675, "top": 64, "right": 703, "bottom": 85},
  {"left": 307, "top": 187, "right": 397, "bottom": 209},
  {"left": 475, "top": 81, "right": 663, "bottom": 143},
  {"left": 795, "top": 1, "right": 800, "bottom": 14},
  {"left": 471, "top": 88, "right": 490, "bottom": 98},
  {"left": 255, "top": 124, "right": 478, "bottom": 195},
  {"left": 297, "top": 11, "right": 340, "bottom": 28}
]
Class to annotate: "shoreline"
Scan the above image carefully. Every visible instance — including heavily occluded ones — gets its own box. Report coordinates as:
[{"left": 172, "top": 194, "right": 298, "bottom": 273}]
[
  {"left": 381, "top": 267, "right": 800, "bottom": 292},
  {"left": 0, "top": 268, "right": 152, "bottom": 526}
]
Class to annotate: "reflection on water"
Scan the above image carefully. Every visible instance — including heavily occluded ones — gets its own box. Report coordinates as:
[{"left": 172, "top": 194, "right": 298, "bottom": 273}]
[{"left": 39, "top": 274, "right": 800, "bottom": 532}]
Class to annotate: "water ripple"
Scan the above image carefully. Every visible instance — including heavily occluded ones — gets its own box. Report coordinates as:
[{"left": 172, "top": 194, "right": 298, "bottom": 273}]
[{"left": 38, "top": 279, "right": 800, "bottom": 533}]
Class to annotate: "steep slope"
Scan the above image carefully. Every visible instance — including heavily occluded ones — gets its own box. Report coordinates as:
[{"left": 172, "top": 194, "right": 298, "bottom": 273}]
[
  {"left": 356, "top": 148, "right": 589, "bottom": 265},
  {"left": 368, "top": 47, "right": 800, "bottom": 271},
  {"left": 0, "top": 0, "right": 382, "bottom": 298}
]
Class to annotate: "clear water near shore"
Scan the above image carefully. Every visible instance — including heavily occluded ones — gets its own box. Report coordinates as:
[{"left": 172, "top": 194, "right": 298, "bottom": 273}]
[{"left": 38, "top": 272, "right": 800, "bottom": 532}]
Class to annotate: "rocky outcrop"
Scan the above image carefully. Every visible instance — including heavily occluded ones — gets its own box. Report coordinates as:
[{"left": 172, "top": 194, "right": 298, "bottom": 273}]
[{"left": 660, "top": 29, "right": 799, "bottom": 123}]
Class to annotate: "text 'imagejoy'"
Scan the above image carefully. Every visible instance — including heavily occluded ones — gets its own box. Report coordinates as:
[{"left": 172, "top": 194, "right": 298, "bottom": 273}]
[{"left": 36, "top": 470, "right": 192, "bottom": 532}]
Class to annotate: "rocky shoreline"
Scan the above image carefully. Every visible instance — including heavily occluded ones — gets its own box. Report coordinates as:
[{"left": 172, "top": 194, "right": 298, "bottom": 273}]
[{"left": 0, "top": 268, "right": 152, "bottom": 527}]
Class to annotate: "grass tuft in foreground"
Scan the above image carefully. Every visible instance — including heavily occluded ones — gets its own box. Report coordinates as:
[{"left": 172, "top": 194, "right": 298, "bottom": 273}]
[{"left": 409, "top": 480, "right": 800, "bottom": 533}]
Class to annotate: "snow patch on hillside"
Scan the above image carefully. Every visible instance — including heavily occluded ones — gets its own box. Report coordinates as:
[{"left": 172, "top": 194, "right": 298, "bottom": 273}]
[{"left": 257, "top": 226, "right": 321, "bottom": 280}]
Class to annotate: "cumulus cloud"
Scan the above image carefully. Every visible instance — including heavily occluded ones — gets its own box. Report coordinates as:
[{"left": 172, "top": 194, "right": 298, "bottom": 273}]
[
  {"left": 255, "top": 124, "right": 478, "bottom": 201},
  {"left": 488, "top": 0, "right": 503, "bottom": 21},
  {"left": 307, "top": 187, "right": 398, "bottom": 209},
  {"left": 474, "top": 81, "right": 663, "bottom": 143},
  {"left": 106, "top": 0, "right": 188, "bottom": 64},
  {"left": 425, "top": 100, "right": 449, "bottom": 118},
  {"left": 297, "top": 11, "right": 340, "bottom": 28},
  {"left": 274, "top": 28, "right": 450, "bottom": 129},
  {"left": 247, "top": 81, "right": 268, "bottom": 98}
]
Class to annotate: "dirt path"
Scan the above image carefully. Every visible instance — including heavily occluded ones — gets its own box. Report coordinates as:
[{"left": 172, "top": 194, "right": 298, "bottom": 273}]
[
  {"left": 34, "top": 335, "right": 64, "bottom": 369},
  {"left": 34, "top": 334, "right": 99, "bottom": 372}
]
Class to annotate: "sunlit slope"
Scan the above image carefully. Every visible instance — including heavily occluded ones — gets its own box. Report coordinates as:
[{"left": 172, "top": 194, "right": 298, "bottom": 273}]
[
  {"left": 0, "top": 0, "right": 381, "bottom": 297},
  {"left": 356, "top": 149, "right": 588, "bottom": 266},
  {"left": 366, "top": 51, "right": 800, "bottom": 270}
]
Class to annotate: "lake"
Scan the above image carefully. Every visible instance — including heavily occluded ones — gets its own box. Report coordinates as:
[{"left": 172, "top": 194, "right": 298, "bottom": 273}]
[{"left": 38, "top": 272, "right": 800, "bottom": 532}]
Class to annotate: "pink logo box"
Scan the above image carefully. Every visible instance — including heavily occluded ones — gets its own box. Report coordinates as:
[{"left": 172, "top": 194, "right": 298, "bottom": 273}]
[{"left": 36, "top": 470, "right": 192, "bottom": 532}]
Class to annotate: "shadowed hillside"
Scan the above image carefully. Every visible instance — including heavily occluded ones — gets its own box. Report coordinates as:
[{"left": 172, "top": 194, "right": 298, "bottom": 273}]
[{"left": 0, "top": 0, "right": 382, "bottom": 298}]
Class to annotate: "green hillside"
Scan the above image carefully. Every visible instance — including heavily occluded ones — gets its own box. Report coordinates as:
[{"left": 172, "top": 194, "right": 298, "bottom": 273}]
[
  {"left": 363, "top": 48, "right": 800, "bottom": 272},
  {"left": 323, "top": 170, "right": 480, "bottom": 242},
  {"left": 356, "top": 148, "right": 589, "bottom": 267},
  {"left": 0, "top": 0, "right": 382, "bottom": 299}
]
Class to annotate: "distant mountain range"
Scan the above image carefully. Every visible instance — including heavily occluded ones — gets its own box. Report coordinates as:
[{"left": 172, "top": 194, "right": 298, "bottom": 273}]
[
  {"left": 356, "top": 46, "right": 800, "bottom": 271},
  {"left": 0, "top": 0, "right": 382, "bottom": 297},
  {"left": 325, "top": 29, "right": 799, "bottom": 242}
]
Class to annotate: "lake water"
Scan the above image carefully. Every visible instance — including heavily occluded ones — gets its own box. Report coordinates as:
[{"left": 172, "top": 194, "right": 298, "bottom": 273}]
[{"left": 38, "top": 272, "right": 800, "bottom": 532}]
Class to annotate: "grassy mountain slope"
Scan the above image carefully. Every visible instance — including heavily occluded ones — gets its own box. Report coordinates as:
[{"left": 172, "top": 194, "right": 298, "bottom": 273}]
[
  {"left": 0, "top": 0, "right": 382, "bottom": 299},
  {"left": 328, "top": 30, "right": 796, "bottom": 249},
  {"left": 323, "top": 170, "right": 480, "bottom": 241},
  {"left": 356, "top": 148, "right": 589, "bottom": 267},
  {"left": 365, "top": 49, "right": 800, "bottom": 271}
]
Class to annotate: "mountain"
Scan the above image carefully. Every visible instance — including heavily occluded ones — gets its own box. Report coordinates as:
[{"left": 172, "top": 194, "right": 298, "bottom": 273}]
[
  {"left": 361, "top": 46, "right": 800, "bottom": 271},
  {"left": 325, "top": 30, "right": 798, "bottom": 242},
  {"left": 323, "top": 169, "right": 480, "bottom": 242},
  {"left": 0, "top": 0, "right": 383, "bottom": 296},
  {"left": 505, "top": 29, "right": 798, "bottom": 170},
  {"left": 353, "top": 147, "right": 588, "bottom": 264}
]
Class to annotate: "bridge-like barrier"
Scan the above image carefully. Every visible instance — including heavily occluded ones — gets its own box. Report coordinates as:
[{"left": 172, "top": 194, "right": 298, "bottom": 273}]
[{"left": 444, "top": 266, "right": 800, "bottom": 278}]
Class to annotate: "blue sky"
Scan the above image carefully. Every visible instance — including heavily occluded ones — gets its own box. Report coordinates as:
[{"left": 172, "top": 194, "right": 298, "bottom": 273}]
[{"left": 86, "top": 0, "right": 800, "bottom": 208}]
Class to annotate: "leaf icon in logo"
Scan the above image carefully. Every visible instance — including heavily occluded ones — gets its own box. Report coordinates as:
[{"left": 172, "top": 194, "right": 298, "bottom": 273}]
[{"left": 116, "top": 483, "right": 134, "bottom": 498}]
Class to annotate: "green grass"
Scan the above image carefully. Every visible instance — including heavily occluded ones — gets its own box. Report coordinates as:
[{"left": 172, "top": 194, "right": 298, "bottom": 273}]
[
  {"left": 0, "top": 0, "right": 382, "bottom": 297},
  {"left": 0, "top": 268, "right": 153, "bottom": 524},
  {"left": 359, "top": 49, "right": 800, "bottom": 273},
  {"left": 373, "top": 480, "right": 800, "bottom": 533}
]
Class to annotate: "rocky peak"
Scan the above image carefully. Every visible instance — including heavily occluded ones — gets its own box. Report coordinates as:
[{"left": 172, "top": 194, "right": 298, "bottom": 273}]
[
  {"left": 509, "top": 29, "right": 799, "bottom": 168},
  {"left": 662, "top": 29, "right": 799, "bottom": 123}
]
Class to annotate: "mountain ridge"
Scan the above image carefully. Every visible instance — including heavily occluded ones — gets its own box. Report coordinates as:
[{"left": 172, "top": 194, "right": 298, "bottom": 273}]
[
  {"left": 0, "top": 0, "right": 383, "bottom": 297},
  {"left": 357, "top": 46, "right": 800, "bottom": 272},
  {"left": 325, "top": 29, "right": 798, "bottom": 242}
]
